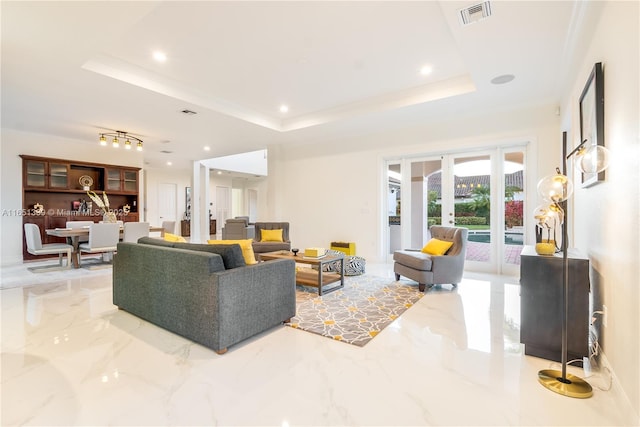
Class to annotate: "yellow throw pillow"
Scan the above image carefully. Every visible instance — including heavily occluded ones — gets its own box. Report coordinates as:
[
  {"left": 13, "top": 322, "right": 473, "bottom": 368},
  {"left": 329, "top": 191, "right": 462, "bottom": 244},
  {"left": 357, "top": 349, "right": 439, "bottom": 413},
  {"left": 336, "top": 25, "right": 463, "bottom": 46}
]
[
  {"left": 260, "top": 228, "right": 283, "bottom": 242},
  {"left": 164, "top": 233, "right": 187, "bottom": 243},
  {"left": 208, "top": 239, "right": 257, "bottom": 265},
  {"left": 421, "top": 238, "right": 454, "bottom": 256}
]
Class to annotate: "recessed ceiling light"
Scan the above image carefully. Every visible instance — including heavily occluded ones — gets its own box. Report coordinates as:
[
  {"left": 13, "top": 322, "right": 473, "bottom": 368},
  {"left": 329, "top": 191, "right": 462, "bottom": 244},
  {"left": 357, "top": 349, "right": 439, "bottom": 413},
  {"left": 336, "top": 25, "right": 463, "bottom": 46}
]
[
  {"left": 166, "top": 161, "right": 172, "bottom": 166},
  {"left": 217, "top": 171, "right": 222, "bottom": 175},
  {"left": 204, "top": 146, "right": 210, "bottom": 151},
  {"left": 491, "top": 74, "right": 515, "bottom": 85},
  {"left": 279, "top": 105, "right": 289, "bottom": 113},
  {"left": 420, "top": 65, "right": 433, "bottom": 76},
  {"left": 153, "top": 51, "right": 167, "bottom": 62}
]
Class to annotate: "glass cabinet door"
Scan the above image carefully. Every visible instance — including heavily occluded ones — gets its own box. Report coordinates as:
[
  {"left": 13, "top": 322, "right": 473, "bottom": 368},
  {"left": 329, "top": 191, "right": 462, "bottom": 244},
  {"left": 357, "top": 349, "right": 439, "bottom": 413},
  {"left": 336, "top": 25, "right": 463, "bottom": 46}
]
[
  {"left": 24, "top": 160, "right": 68, "bottom": 188},
  {"left": 106, "top": 169, "right": 121, "bottom": 191},
  {"left": 25, "top": 160, "right": 46, "bottom": 187},
  {"left": 123, "top": 170, "right": 137, "bottom": 192},
  {"left": 48, "top": 163, "right": 69, "bottom": 188}
]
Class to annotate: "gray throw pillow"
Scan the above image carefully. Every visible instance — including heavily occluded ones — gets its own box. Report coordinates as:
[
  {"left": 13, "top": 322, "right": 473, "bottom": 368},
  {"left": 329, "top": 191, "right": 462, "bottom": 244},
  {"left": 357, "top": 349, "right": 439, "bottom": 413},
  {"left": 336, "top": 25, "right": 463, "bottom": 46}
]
[
  {"left": 137, "top": 237, "right": 246, "bottom": 269},
  {"left": 137, "top": 237, "right": 175, "bottom": 248},
  {"left": 172, "top": 242, "right": 246, "bottom": 269}
]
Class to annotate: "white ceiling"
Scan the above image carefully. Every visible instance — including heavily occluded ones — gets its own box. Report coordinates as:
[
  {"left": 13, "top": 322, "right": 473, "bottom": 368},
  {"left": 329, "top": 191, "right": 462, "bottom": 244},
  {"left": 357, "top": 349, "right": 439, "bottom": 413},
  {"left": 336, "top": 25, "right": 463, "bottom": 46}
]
[{"left": 2, "top": 1, "right": 587, "bottom": 170}]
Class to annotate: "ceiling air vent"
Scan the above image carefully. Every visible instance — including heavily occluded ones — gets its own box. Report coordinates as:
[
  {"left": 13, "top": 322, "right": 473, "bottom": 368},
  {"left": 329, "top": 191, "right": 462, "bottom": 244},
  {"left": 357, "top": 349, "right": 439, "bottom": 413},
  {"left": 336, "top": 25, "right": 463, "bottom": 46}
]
[
  {"left": 181, "top": 109, "right": 197, "bottom": 115},
  {"left": 160, "top": 150, "right": 173, "bottom": 154},
  {"left": 459, "top": 1, "right": 492, "bottom": 26}
]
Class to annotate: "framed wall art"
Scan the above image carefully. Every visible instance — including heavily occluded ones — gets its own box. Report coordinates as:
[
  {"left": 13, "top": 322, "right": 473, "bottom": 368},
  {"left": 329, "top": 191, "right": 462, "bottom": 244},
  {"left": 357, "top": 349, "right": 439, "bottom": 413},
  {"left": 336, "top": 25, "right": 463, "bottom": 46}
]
[
  {"left": 578, "top": 62, "right": 605, "bottom": 187},
  {"left": 185, "top": 187, "right": 192, "bottom": 220}
]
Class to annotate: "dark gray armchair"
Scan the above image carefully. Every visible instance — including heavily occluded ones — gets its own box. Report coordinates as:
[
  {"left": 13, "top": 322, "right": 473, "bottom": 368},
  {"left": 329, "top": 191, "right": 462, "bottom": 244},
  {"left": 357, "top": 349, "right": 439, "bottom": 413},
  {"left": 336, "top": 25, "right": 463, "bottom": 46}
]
[
  {"left": 221, "top": 218, "right": 255, "bottom": 240},
  {"left": 252, "top": 222, "right": 291, "bottom": 256},
  {"left": 393, "top": 225, "right": 468, "bottom": 292}
]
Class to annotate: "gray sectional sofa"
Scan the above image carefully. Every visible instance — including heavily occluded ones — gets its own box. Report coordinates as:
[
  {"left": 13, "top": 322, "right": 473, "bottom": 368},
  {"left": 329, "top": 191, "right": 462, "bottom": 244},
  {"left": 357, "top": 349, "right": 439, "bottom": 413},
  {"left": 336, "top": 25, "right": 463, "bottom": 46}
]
[{"left": 113, "top": 237, "right": 296, "bottom": 354}]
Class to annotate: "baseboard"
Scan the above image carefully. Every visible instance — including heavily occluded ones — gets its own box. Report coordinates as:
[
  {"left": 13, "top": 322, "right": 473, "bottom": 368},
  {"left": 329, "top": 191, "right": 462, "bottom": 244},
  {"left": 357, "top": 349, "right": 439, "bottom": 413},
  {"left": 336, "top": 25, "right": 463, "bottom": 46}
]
[
  {"left": 1, "top": 256, "right": 24, "bottom": 267},
  {"left": 596, "top": 352, "right": 640, "bottom": 426}
]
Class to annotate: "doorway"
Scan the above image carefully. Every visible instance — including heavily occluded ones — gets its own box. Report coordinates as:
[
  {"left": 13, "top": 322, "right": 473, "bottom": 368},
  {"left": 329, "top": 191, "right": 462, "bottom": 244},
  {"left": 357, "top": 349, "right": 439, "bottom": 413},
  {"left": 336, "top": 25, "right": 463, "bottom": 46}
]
[
  {"left": 216, "top": 186, "right": 231, "bottom": 233},
  {"left": 158, "top": 183, "right": 177, "bottom": 230},
  {"left": 386, "top": 147, "right": 525, "bottom": 275}
]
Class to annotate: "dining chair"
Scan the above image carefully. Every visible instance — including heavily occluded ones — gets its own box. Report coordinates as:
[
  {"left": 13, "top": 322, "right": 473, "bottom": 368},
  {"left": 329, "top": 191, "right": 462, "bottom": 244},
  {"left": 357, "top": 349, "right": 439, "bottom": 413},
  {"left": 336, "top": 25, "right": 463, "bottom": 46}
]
[
  {"left": 123, "top": 222, "right": 150, "bottom": 243},
  {"left": 66, "top": 220, "right": 94, "bottom": 243},
  {"left": 24, "top": 223, "right": 73, "bottom": 271},
  {"left": 161, "top": 221, "right": 176, "bottom": 234},
  {"left": 78, "top": 223, "right": 120, "bottom": 266},
  {"left": 99, "top": 220, "right": 124, "bottom": 226}
]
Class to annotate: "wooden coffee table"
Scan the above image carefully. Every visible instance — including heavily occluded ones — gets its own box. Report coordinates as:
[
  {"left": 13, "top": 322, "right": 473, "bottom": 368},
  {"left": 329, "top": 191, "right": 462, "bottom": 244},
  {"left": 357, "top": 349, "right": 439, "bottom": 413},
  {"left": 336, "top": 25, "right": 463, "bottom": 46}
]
[{"left": 260, "top": 250, "right": 344, "bottom": 295}]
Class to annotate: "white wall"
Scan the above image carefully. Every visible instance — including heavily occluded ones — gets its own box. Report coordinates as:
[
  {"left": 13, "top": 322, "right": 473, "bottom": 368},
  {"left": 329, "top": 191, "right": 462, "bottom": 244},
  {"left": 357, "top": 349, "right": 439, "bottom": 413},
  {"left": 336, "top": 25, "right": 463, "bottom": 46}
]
[
  {"left": 144, "top": 167, "right": 191, "bottom": 232},
  {"left": 203, "top": 149, "right": 268, "bottom": 176},
  {"left": 210, "top": 173, "right": 232, "bottom": 230},
  {"left": 559, "top": 1, "right": 639, "bottom": 420},
  {"left": 209, "top": 172, "right": 268, "bottom": 229},
  {"left": 231, "top": 177, "right": 267, "bottom": 219},
  {"left": 268, "top": 103, "right": 560, "bottom": 262},
  {"left": 1, "top": 129, "right": 143, "bottom": 265}
]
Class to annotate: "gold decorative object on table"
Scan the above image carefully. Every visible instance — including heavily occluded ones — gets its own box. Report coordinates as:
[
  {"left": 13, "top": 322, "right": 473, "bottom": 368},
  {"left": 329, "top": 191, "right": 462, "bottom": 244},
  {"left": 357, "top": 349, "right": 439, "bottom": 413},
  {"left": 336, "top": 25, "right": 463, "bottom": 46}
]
[
  {"left": 535, "top": 241, "right": 556, "bottom": 256},
  {"left": 87, "top": 190, "right": 117, "bottom": 223},
  {"left": 33, "top": 203, "right": 44, "bottom": 215},
  {"left": 533, "top": 204, "right": 562, "bottom": 255},
  {"left": 123, "top": 204, "right": 131, "bottom": 215},
  {"left": 79, "top": 175, "right": 93, "bottom": 191}
]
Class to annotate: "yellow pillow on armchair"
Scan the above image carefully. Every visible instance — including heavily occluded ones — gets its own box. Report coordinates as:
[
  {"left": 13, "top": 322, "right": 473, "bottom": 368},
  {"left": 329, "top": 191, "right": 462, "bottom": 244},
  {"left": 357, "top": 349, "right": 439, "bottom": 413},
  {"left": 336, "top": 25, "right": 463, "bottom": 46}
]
[
  {"left": 421, "top": 238, "right": 454, "bottom": 256},
  {"left": 260, "top": 229, "right": 283, "bottom": 242}
]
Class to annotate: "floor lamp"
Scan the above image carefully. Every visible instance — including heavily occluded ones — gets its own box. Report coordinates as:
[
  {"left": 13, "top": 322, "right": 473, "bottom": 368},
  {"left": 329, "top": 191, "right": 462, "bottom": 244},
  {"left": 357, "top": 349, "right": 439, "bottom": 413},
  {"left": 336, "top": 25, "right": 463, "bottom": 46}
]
[{"left": 535, "top": 134, "right": 610, "bottom": 398}]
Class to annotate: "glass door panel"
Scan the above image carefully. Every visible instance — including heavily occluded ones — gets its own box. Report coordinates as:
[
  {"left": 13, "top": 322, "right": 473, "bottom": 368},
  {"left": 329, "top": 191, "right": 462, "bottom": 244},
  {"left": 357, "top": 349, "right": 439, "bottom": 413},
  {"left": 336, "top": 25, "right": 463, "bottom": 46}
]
[
  {"left": 410, "top": 159, "right": 444, "bottom": 247},
  {"left": 502, "top": 151, "right": 525, "bottom": 274},
  {"left": 387, "top": 162, "right": 401, "bottom": 256},
  {"left": 387, "top": 146, "right": 527, "bottom": 274},
  {"left": 394, "top": 157, "right": 446, "bottom": 253},
  {"left": 452, "top": 154, "right": 492, "bottom": 268}
]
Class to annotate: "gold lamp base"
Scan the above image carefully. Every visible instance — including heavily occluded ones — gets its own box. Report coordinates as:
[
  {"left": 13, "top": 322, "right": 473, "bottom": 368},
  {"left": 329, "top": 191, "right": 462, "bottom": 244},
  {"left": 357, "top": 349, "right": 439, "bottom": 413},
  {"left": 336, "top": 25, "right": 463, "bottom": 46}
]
[{"left": 538, "top": 369, "right": 593, "bottom": 398}]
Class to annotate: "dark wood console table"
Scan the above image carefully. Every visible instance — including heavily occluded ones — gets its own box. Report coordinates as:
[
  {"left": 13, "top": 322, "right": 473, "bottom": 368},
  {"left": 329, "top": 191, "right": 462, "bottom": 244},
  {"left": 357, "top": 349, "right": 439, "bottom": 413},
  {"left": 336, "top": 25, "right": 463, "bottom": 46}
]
[
  {"left": 181, "top": 220, "right": 190, "bottom": 237},
  {"left": 180, "top": 219, "right": 216, "bottom": 237},
  {"left": 519, "top": 245, "right": 590, "bottom": 363}
]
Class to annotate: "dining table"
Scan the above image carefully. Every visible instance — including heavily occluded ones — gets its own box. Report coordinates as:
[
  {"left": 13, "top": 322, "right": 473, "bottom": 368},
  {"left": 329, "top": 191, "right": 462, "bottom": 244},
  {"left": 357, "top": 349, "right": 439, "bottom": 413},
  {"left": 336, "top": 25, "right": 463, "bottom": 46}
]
[{"left": 46, "top": 225, "right": 165, "bottom": 268}]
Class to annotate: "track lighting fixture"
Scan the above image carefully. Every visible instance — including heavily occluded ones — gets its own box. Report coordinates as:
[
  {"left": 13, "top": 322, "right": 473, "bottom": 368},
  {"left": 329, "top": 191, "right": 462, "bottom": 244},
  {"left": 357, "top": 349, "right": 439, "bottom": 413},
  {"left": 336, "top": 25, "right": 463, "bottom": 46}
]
[{"left": 98, "top": 131, "right": 143, "bottom": 151}]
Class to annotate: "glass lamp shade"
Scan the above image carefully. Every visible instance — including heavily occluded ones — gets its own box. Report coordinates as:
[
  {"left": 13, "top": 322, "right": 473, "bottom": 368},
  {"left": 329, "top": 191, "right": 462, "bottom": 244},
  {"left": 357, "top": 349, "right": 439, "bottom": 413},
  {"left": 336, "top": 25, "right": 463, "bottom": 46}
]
[
  {"left": 533, "top": 204, "right": 564, "bottom": 229},
  {"left": 548, "top": 203, "right": 565, "bottom": 225},
  {"left": 537, "top": 173, "right": 573, "bottom": 203},
  {"left": 578, "top": 144, "right": 610, "bottom": 174}
]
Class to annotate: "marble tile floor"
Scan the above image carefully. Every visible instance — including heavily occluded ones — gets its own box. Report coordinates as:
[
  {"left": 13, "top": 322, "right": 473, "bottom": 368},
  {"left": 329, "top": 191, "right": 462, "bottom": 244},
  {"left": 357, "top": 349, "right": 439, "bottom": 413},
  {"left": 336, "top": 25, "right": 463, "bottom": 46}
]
[{"left": 0, "top": 261, "right": 634, "bottom": 426}]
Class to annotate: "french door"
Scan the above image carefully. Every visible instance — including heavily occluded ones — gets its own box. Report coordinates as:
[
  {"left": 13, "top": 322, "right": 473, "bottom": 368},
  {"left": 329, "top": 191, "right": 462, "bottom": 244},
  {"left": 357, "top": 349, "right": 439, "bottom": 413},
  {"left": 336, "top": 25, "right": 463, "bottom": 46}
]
[{"left": 386, "top": 147, "right": 525, "bottom": 275}]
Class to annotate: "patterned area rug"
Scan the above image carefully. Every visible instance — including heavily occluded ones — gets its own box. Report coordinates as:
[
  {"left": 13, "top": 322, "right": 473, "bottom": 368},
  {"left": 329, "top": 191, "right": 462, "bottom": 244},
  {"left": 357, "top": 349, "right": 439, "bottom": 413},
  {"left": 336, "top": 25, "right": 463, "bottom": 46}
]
[{"left": 286, "top": 275, "right": 423, "bottom": 346}]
